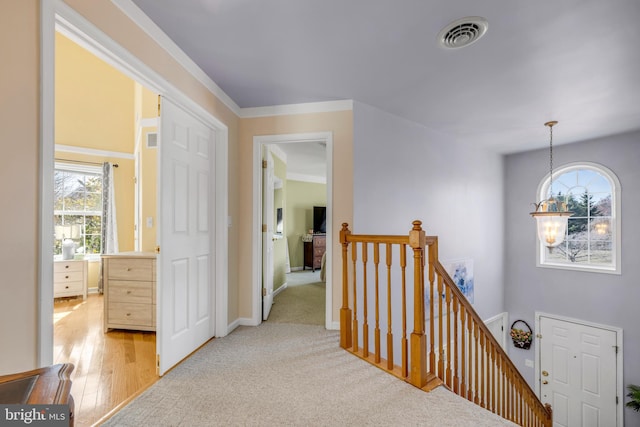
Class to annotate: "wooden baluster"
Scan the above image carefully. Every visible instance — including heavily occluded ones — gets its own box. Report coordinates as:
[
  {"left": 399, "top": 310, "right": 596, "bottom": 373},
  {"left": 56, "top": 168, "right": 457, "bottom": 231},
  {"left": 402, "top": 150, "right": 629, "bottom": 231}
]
[
  {"left": 400, "top": 244, "right": 408, "bottom": 378},
  {"left": 386, "top": 243, "right": 393, "bottom": 370},
  {"left": 491, "top": 344, "right": 496, "bottom": 413},
  {"left": 479, "top": 329, "right": 485, "bottom": 408},
  {"left": 409, "top": 221, "right": 427, "bottom": 388},
  {"left": 473, "top": 322, "right": 479, "bottom": 405},
  {"left": 339, "top": 223, "right": 352, "bottom": 348},
  {"left": 374, "top": 243, "right": 381, "bottom": 363},
  {"left": 437, "top": 274, "right": 444, "bottom": 381},
  {"left": 452, "top": 295, "right": 459, "bottom": 394},
  {"left": 459, "top": 306, "right": 467, "bottom": 399},
  {"left": 445, "top": 284, "right": 452, "bottom": 387},
  {"left": 362, "top": 243, "right": 369, "bottom": 358},
  {"left": 428, "top": 251, "right": 435, "bottom": 374},
  {"left": 351, "top": 242, "right": 359, "bottom": 352},
  {"left": 467, "top": 312, "right": 473, "bottom": 402}
]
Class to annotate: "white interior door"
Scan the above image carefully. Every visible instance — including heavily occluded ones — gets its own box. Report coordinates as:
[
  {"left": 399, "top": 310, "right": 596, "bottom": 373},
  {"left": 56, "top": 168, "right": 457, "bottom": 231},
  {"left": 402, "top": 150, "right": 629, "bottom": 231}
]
[
  {"left": 262, "top": 149, "right": 275, "bottom": 320},
  {"left": 539, "top": 316, "right": 618, "bottom": 427},
  {"left": 158, "top": 96, "right": 215, "bottom": 375}
]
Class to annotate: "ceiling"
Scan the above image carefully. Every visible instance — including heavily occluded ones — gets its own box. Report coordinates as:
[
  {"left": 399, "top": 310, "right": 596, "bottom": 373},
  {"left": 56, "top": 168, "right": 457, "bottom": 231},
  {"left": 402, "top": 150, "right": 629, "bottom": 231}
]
[{"left": 130, "top": 0, "right": 640, "bottom": 154}]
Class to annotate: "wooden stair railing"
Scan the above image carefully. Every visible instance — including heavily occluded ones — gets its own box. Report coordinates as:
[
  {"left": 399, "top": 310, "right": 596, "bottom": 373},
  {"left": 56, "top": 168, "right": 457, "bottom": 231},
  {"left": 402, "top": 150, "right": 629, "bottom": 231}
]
[{"left": 339, "top": 221, "right": 552, "bottom": 427}]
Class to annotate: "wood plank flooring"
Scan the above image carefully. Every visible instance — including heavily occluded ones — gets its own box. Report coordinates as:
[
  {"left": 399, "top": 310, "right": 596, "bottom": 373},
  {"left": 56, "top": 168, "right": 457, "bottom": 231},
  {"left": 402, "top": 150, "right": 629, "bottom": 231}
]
[{"left": 54, "top": 294, "right": 157, "bottom": 426}]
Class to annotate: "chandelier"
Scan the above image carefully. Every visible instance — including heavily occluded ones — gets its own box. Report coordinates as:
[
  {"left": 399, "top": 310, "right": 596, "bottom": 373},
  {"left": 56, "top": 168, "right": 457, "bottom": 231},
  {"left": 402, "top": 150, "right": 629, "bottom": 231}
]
[{"left": 530, "top": 121, "right": 573, "bottom": 251}]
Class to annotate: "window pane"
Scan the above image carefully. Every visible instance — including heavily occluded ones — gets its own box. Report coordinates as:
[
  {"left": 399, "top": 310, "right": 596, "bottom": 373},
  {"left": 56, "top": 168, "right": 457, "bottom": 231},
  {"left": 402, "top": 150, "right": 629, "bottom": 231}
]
[{"left": 541, "top": 164, "right": 616, "bottom": 271}]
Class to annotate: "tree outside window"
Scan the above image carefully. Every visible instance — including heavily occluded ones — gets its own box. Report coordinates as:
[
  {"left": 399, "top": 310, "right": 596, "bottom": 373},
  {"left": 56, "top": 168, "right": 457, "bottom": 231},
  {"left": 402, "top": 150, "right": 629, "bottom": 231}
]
[
  {"left": 539, "top": 163, "right": 620, "bottom": 273},
  {"left": 53, "top": 165, "right": 103, "bottom": 257}
]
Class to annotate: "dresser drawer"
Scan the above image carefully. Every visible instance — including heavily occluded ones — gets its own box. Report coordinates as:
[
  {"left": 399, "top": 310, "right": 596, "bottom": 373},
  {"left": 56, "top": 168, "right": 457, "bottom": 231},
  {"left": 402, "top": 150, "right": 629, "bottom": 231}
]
[
  {"left": 108, "top": 302, "right": 154, "bottom": 327},
  {"left": 54, "top": 280, "right": 83, "bottom": 295},
  {"left": 108, "top": 280, "right": 153, "bottom": 304},
  {"left": 54, "top": 261, "right": 84, "bottom": 273},
  {"left": 107, "top": 258, "right": 154, "bottom": 281}
]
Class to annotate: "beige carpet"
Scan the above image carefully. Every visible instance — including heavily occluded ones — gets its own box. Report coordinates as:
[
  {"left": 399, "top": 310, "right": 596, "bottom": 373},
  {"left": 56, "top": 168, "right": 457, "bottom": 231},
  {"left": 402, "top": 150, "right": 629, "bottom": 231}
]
[
  {"left": 102, "top": 323, "right": 516, "bottom": 426},
  {"left": 267, "top": 278, "right": 325, "bottom": 326}
]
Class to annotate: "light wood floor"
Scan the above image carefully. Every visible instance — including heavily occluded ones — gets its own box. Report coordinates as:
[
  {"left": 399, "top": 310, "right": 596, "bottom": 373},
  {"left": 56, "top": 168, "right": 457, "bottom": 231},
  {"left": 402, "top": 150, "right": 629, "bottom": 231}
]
[{"left": 54, "top": 294, "right": 158, "bottom": 426}]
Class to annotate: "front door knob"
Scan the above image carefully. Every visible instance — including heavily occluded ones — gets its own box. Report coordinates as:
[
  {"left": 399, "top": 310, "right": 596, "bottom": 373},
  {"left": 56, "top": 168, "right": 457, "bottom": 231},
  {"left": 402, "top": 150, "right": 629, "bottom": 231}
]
[
  {"left": 542, "top": 370, "right": 549, "bottom": 376},
  {"left": 542, "top": 380, "right": 548, "bottom": 385}
]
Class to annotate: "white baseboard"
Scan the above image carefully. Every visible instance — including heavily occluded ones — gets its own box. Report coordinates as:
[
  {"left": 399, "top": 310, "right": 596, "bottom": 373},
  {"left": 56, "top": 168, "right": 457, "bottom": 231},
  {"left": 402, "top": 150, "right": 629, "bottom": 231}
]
[
  {"left": 273, "top": 283, "right": 287, "bottom": 297},
  {"left": 328, "top": 321, "right": 340, "bottom": 330},
  {"left": 290, "top": 266, "right": 303, "bottom": 272},
  {"left": 226, "top": 317, "right": 260, "bottom": 335}
]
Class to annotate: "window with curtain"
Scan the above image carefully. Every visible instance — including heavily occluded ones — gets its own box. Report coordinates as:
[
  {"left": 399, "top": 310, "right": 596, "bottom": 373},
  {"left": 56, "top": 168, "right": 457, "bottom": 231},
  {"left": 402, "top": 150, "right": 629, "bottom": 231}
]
[
  {"left": 538, "top": 162, "right": 621, "bottom": 274},
  {"left": 54, "top": 162, "right": 103, "bottom": 259}
]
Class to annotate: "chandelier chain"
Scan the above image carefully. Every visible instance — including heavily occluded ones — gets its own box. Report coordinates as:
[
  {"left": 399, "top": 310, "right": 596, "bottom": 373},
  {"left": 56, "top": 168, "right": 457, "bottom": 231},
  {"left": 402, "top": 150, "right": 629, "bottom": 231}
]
[{"left": 549, "top": 124, "right": 553, "bottom": 197}]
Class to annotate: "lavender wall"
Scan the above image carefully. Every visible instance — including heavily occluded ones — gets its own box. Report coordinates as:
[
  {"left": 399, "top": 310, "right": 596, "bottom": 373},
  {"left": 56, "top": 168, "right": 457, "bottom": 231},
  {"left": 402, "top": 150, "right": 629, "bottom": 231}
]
[
  {"left": 353, "top": 101, "right": 505, "bottom": 319},
  {"left": 504, "top": 130, "right": 640, "bottom": 422}
]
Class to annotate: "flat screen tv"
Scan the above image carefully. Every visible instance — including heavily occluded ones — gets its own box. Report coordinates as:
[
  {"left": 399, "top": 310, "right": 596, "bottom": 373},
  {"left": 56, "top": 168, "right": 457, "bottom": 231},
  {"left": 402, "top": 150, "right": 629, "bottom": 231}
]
[{"left": 313, "top": 206, "right": 326, "bottom": 234}]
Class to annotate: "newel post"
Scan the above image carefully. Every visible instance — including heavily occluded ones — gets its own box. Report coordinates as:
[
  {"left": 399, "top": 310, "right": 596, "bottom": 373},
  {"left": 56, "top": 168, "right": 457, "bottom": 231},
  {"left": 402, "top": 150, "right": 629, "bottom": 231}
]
[
  {"left": 340, "top": 223, "right": 352, "bottom": 349},
  {"left": 409, "top": 220, "right": 427, "bottom": 387}
]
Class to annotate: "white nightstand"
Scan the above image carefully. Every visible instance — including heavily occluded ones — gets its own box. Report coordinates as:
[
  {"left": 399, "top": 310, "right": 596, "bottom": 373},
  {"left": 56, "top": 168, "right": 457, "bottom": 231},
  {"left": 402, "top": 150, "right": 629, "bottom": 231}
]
[{"left": 54, "top": 259, "right": 88, "bottom": 300}]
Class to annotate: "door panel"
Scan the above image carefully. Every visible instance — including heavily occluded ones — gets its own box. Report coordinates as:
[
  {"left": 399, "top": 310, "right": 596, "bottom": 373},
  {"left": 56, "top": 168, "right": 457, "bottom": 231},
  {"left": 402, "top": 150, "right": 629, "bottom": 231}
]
[
  {"left": 262, "top": 149, "right": 275, "bottom": 320},
  {"left": 158, "top": 97, "right": 215, "bottom": 375},
  {"left": 540, "top": 317, "right": 617, "bottom": 427}
]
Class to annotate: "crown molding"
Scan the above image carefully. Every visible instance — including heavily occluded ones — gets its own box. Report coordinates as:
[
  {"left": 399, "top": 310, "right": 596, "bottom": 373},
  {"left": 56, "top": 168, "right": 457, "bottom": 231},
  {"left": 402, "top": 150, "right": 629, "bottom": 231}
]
[
  {"left": 287, "top": 172, "right": 327, "bottom": 185},
  {"left": 111, "top": 0, "right": 242, "bottom": 117},
  {"left": 241, "top": 100, "right": 353, "bottom": 118},
  {"left": 55, "top": 144, "right": 135, "bottom": 160}
]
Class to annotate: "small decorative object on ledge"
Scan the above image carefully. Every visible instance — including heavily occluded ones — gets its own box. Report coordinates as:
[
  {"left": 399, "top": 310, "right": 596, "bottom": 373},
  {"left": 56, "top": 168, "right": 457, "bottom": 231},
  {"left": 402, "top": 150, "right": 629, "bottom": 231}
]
[{"left": 510, "top": 320, "right": 533, "bottom": 350}]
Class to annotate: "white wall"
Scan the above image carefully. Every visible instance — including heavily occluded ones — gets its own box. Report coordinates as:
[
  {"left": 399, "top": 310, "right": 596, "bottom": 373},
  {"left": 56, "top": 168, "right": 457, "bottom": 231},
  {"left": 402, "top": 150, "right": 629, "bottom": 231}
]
[
  {"left": 504, "top": 130, "right": 640, "bottom": 417},
  {"left": 352, "top": 101, "right": 505, "bottom": 320}
]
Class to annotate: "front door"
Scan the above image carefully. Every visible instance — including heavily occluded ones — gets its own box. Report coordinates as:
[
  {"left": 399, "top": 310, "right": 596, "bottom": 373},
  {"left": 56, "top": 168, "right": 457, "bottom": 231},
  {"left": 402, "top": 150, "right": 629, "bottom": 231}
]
[
  {"left": 158, "top": 96, "right": 216, "bottom": 375},
  {"left": 539, "top": 316, "right": 618, "bottom": 427}
]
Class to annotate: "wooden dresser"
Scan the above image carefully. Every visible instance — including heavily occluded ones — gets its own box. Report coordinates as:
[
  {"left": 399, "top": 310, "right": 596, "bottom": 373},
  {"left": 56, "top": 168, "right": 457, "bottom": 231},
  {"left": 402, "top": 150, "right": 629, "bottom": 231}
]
[
  {"left": 54, "top": 259, "right": 88, "bottom": 300},
  {"left": 102, "top": 253, "right": 156, "bottom": 333},
  {"left": 303, "top": 234, "right": 326, "bottom": 271}
]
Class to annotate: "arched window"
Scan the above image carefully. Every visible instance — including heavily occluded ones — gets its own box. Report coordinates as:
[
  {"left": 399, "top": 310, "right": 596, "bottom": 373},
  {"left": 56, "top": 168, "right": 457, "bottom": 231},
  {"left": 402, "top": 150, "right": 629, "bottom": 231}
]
[{"left": 537, "top": 162, "right": 621, "bottom": 274}]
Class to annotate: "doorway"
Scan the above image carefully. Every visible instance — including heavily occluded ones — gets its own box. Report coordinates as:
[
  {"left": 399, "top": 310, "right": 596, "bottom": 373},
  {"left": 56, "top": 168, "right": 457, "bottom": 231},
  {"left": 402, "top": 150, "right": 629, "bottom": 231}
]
[
  {"left": 535, "top": 312, "right": 623, "bottom": 427},
  {"left": 41, "top": 2, "right": 230, "bottom": 421},
  {"left": 252, "top": 133, "right": 333, "bottom": 328}
]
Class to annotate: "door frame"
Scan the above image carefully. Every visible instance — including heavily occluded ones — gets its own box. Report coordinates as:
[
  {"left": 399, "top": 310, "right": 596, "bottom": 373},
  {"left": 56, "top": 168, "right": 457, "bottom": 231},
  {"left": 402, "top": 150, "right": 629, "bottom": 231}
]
[
  {"left": 534, "top": 311, "right": 624, "bottom": 426},
  {"left": 39, "top": 0, "right": 230, "bottom": 367},
  {"left": 251, "top": 133, "right": 334, "bottom": 329}
]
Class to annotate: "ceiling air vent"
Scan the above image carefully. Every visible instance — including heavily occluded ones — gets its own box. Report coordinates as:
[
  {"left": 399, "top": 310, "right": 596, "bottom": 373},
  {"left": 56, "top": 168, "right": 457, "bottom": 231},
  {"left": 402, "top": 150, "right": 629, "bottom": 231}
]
[{"left": 438, "top": 17, "right": 488, "bottom": 49}]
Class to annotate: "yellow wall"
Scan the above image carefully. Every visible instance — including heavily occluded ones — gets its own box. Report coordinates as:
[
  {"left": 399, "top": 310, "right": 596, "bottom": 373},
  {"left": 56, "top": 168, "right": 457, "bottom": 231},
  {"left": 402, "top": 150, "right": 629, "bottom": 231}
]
[
  {"left": 55, "top": 33, "right": 134, "bottom": 153},
  {"left": 136, "top": 83, "right": 158, "bottom": 252},
  {"left": 0, "top": 0, "right": 40, "bottom": 372},
  {"left": 239, "top": 112, "right": 354, "bottom": 323},
  {"left": 1, "top": 0, "right": 351, "bottom": 375},
  {"left": 55, "top": 32, "right": 136, "bottom": 252},
  {"left": 285, "top": 181, "right": 327, "bottom": 269},
  {"left": 0, "top": 0, "right": 241, "bottom": 374}
]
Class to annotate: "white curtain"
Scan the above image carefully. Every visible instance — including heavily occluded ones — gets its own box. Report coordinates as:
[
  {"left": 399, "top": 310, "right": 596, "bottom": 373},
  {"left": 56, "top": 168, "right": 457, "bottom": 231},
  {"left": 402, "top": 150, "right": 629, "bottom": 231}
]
[{"left": 98, "top": 162, "right": 119, "bottom": 293}]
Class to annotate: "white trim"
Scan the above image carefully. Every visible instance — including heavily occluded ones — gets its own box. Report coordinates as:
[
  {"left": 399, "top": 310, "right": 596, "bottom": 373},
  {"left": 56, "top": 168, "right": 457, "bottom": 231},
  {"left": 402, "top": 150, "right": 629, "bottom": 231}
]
[
  {"left": 241, "top": 100, "right": 353, "bottom": 118},
  {"left": 41, "top": 0, "right": 230, "bottom": 369},
  {"left": 329, "top": 321, "right": 340, "bottom": 331},
  {"left": 110, "top": 0, "right": 241, "bottom": 117},
  {"left": 55, "top": 144, "right": 135, "bottom": 160},
  {"left": 535, "top": 161, "right": 622, "bottom": 275},
  {"left": 286, "top": 172, "right": 327, "bottom": 184},
  {"left": 483, "top": 312, "right": 508, "bottom": 350},
  {"left": 268, "top": 144, "right": 287, "bottom": 164},
  {"left": 253, "top": 132, "right": 334, "bottom": 330},
  {"left": 290, "top": 266, "right": 304, "bottom": 272},
  {"left": 534, "top": 311, "right": 624, "bottom": 427},
  {"left": 273, "top": 283, "right": 288, "bottom": 298},
  {"left": 39, "top": 0, "right": 56, "bottom": 368},
  {"left": 140, "top": 117, "right": 158, "bottom": 128}
]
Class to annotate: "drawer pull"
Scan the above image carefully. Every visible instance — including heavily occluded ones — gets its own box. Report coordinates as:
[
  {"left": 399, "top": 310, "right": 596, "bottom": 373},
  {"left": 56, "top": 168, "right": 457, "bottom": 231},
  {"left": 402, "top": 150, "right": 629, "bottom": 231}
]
[
  {"left": 126, "top": 313, "right": 131, "bottom": 316},
  {"left": 127, "top": 268, "right": 132, "bottom": 271},
  {"left": 126, "top": 291, "right": 132, "bottom": 294},
  {"left": 65, "top": 265, "right": 69, "bottom": 269},
  {"left": 65, "top": 286, "right": 69, "bottom": 289},
  {"left": 65, "top": 276, "right": 69, "bottom": 279}
]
